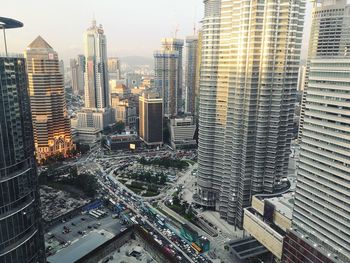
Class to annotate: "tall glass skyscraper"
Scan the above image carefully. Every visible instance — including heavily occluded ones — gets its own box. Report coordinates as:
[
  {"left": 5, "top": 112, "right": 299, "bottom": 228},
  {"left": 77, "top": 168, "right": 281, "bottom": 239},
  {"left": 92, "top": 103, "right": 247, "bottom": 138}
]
[
  {"left": 0, "top": 55, "right": 45, "bottom": 262},
  {"left": 283, "top": 1, "right": 350, "bottom": 262},
  {"left": 196, "top": 0, "right": 305, "bottom": 226}
]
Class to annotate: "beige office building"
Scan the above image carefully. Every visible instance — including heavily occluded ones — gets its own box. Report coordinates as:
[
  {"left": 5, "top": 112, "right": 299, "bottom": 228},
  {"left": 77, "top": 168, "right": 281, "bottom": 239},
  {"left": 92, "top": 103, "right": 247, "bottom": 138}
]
[{"left": 25, "top": 36, "right": 74, "bottom": 162}]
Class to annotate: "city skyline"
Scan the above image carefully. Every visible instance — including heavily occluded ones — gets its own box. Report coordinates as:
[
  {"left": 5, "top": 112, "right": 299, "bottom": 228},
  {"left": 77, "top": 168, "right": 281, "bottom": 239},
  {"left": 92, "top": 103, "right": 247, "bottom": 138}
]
[
  {"left": 1, "top": 0, "right": 312, "bottom": 64},
  {"left": 0, "top": 0, "right": 348, "bottom": 261}
]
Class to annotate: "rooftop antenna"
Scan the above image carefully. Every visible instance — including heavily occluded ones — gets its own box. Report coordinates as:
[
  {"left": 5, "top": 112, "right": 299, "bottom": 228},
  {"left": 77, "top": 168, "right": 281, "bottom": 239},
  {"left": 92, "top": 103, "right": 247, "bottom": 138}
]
[
  {"left": 174, "top": 24, "right": 179, "bottom": 39},
  {"left": 0, "top": 17, "right": 23, "bottom": 56},
  {"left": 92, "top": 13, "right": 96, "bottom": 27}
]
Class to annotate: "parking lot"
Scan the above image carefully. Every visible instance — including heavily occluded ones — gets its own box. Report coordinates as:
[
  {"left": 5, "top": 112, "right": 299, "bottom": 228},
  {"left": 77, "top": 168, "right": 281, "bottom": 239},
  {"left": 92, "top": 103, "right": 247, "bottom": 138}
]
[{"left": 46, "top": 208, "right": 122, "bottom": 257}]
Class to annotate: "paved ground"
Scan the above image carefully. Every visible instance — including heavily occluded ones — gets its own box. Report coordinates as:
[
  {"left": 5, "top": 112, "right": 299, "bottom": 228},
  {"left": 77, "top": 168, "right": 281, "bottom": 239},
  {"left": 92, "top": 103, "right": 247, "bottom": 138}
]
[
  {"left": 99, "top": 239, "right": 156, "bottom": 263},
  {"left": 46, "top": 209, "right": 122, "bottom": 257}
]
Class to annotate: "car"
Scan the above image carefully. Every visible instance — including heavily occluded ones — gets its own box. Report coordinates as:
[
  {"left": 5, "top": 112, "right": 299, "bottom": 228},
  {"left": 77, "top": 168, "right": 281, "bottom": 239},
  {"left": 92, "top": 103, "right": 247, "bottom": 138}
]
[{"left": 81, "top": 218, "right": 85, "bottom": 221}]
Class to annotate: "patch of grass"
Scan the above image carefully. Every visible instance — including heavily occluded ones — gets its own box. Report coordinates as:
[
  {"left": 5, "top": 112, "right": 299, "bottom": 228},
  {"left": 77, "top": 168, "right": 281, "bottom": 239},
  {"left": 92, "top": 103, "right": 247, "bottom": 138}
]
[
  {"left": 142, "top": 191, "right": 159, "bottom": 197},
  {"left": 125, "top": 185, "right": 143, "bottom": 194}
]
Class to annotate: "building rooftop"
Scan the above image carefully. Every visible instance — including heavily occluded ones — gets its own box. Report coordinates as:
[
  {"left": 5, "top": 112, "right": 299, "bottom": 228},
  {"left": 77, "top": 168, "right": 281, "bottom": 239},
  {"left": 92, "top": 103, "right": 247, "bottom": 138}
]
[
  {"left": 267, "top": 192, "right": 294, "bottom": 220},
  {"left": 27, "top": 35, "right": 53, "bottom": 49},
  {"left": 48, "top": 230, "right": 112, "bottom": 263}
]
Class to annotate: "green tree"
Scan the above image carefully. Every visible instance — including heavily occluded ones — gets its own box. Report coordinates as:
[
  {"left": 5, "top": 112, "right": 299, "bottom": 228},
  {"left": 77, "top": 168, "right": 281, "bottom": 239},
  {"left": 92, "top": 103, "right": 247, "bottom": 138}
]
[{"left": 115, "top": 121, "right": 125, "bottom": 134}]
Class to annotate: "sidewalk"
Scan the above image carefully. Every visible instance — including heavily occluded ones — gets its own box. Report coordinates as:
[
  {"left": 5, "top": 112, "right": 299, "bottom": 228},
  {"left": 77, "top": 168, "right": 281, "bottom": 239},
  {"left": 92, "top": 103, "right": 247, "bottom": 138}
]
[{"left": 200, "top": 211, "right": 243, "bottom": 239}]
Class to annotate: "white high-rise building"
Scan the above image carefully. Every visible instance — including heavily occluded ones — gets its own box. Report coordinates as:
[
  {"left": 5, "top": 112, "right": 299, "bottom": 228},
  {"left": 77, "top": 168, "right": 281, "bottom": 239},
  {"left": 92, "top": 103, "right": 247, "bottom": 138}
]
[
  {"left": 76, "top": 20, "right": 112, "bottom": 133},
  {"left": 84, "top": 19, "right": 109, "bottom": 109},
  {"left": 283, "top": 1, "right": 350, "bottom": 262},
  {"left": 196, "top": 0, "right": 305, "bottom": 227}
]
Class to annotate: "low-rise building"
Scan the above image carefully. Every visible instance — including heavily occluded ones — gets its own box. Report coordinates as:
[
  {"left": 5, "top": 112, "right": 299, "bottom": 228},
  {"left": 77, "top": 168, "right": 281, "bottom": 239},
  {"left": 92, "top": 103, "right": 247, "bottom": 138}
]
[
  {"left": 170, "top": 116, "right": 196, "bottom": 149},
  {"left": 243, "top": 192, "right": 294, "bottom": 260}
]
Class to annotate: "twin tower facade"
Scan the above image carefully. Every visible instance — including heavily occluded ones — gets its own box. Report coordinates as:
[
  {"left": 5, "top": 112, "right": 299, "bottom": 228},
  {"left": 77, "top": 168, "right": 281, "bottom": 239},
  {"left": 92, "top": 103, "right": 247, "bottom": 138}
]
[{"left": 196, "top": 0, "right": 305, "bottom": 226}]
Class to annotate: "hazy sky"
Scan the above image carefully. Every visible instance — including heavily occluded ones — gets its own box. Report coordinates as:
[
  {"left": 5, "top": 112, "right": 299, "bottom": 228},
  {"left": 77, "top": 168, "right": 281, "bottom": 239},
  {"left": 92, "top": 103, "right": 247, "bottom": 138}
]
[
  {"left": 2, "top": 0, "right": 203, "bottom": 62},
  {"left": 1, "top": 0, "right": 311, "bottom": 64}
]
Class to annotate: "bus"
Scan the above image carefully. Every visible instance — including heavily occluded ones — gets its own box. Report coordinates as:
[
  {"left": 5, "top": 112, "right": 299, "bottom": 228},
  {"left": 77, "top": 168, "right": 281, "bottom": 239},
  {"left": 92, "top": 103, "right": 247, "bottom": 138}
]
[
  {"left": 92, "top": 210, "right": 101, "bottom": 217},
  {"left": 130, "top": 217, "right": 138, "bottom": 225},
  {"left": 97, "top": 209, "right": 106, "bottom": 217},
  {"left": 191, "top": 243, "right": 202, "bottom": 253},
  {"left": 89, "top": 210, "right": 99, "bottom": 219}
]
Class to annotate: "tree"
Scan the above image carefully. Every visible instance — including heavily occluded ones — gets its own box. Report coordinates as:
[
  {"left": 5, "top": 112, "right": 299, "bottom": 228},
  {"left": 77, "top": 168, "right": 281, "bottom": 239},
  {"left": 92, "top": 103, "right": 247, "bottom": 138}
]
[{"left": 115, "top": 121, "right": 125, "bottom": 134}]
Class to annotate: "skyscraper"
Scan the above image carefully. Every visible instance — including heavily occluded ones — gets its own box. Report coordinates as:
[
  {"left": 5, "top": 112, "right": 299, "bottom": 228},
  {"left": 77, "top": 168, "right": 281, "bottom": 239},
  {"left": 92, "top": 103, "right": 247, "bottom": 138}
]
[
  {"left": 154, "top": 38, "right": 184, "bottom": 117},
  {"left": 0, "top": 17, "right": 45, "bottom": 263},
  {"left": 70, "top": 55, "right": 85, "bottom": 96},
  {"left": 283, "top": 1, "right": 350, "bottom": 262},
  {"left": 185, "top": 36, "right": 198, "bottom": 115},
  {"left": 196, "top": 0, "right": 305, "bottom": 226},
  {"left": 84, "top": 19, "right": 109, "bottom": 109},
  {"left": 139, "top": 93, "right": 163, "bottom": 146},
  {"left": 25, "top": 36, "right": 74, "bottom": 163},
  {"left": 76, "top": 20, "right": 113, "bottom": 133}
]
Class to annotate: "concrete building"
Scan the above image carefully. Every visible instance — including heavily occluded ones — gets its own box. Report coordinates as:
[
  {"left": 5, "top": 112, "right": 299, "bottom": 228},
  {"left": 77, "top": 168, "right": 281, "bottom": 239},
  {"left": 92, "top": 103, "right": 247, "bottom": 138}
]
[
  {"left": 154, "top": 50, "right": 179, "bottom": 117},
  {"left": 243, "top": 192, "right": 294, "bottom": 261},
  {"left": 126, "top": 73, "right": 142, "bottom": 89},
  {"left": 0, "top": 18, "right": 46, "bottom": 261},
  {"left": 108, "top": 57, "right": 121, "bottom": 80},
  {"left": 139, "top": 93, "right": 163, "bottom": 146},
  {"left": 25, "top": 36, "right": 74, "bottom": 163},
  {"left": 170, "top": 116, "right": 196, "bottom": 149},
  {"left": 76, "top": 108, "right": 113, "bottom": 131},
  {"left": 185, "top": 36, "right": 198, "bottom": 115},
  {"left": 162, "top": 38, "right": 184, "bottom": 112},
  {"left": 72, "top": 127, "right": 102, "bottom": 144},
  {"left": 195, "top": 0, "right": 305, "bottom": 227},
  {"left": 70, "top": 55, "right": 85, "bottom": 96},
  {"left": 154, "top": 38, "right": 184, "bottom": 117},
  {"left": 297, "top": 65, "right": 306, "bottom": 92},
  {"left": 284, "top": 1, "right": 350, "bottom": 262}
]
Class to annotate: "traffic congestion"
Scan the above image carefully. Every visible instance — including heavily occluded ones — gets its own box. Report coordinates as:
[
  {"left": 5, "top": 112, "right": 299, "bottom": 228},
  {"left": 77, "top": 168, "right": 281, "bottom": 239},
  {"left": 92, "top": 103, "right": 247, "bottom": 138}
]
[{"left": 98, "top": 171, "right": 212, "bottom": 263}]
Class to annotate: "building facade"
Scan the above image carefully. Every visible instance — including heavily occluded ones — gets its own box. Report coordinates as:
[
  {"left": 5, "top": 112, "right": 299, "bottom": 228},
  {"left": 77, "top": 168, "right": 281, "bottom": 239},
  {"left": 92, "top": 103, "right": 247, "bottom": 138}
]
[
  {"left": 154, "top": 38, "right": 184, "bottom": 117},
  {"left": 185, "top": 36, "right": 198, "bottom": 115},
  {"left": 84, "top": 20, "right": 109, "bottom": 109},
  {"left": 139, "top": 93, "right": 163, "bottom": 146},
  {"left": 70, "top": 55, "right": 85, "bottom": 96},
  {"left": 285, "top": 1, "right": 350, "bottom": 262},
  {"left": 108, "top": 57, "right": 121, "bottom": 80},
  {"left": 196, "top": 0, "right": 305, "bottom": 226},
  {"left": 170, "top": 116, "right": 196, "bottom": 149},
  {"left": 154, "top": 50, "right": 179, "bottom": 117},
  {"left": 25, "top": 36, "right": 74, "bottom": 163},
  {"left": 0, "top": 55, "right": 45, "bottom": 263}
]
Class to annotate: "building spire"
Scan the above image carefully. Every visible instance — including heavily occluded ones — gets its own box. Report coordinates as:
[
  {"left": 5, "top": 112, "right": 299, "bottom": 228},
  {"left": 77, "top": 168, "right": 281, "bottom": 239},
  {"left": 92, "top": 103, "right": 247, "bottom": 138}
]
[{"left": 92, "top": 13, "right": 96, "bottom": 27}]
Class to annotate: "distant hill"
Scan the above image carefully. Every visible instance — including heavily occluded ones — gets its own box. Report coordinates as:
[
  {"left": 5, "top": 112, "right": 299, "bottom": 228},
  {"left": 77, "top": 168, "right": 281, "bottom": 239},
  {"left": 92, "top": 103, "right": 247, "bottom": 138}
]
[{"left": 120, "top": 56, "right": 153, "bottom": 67}]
